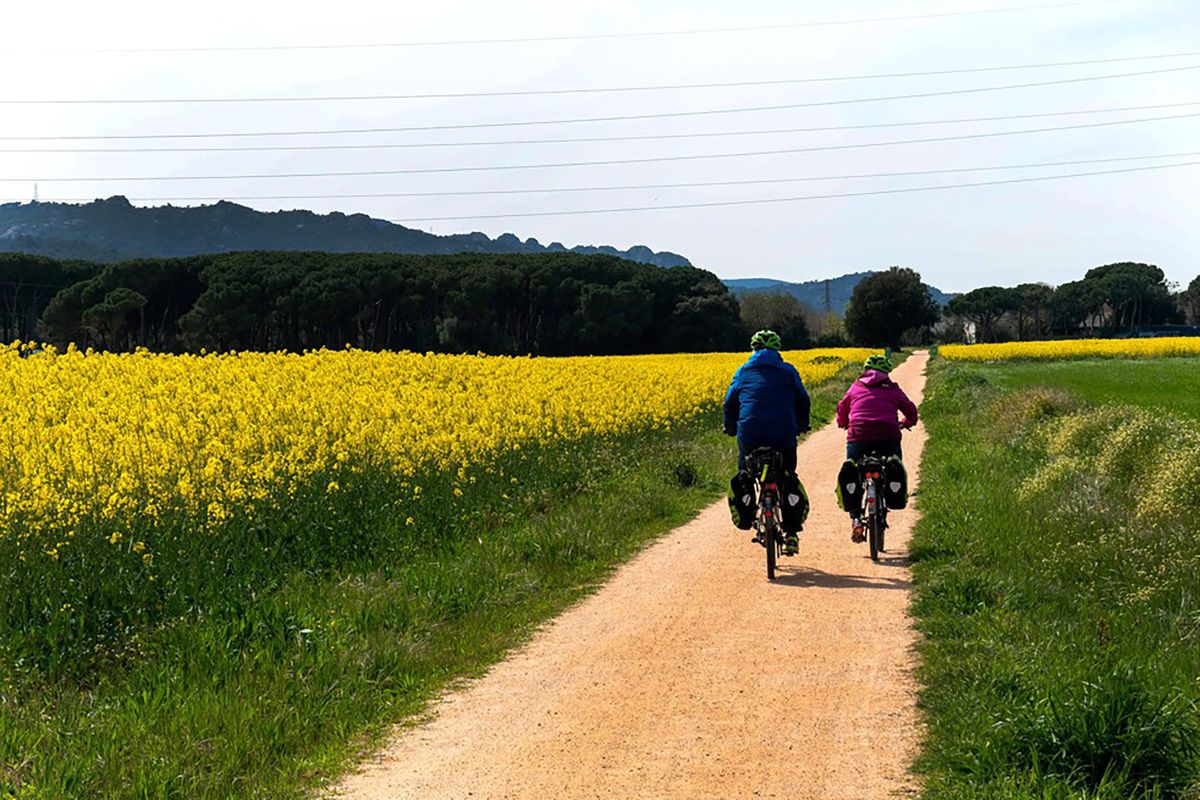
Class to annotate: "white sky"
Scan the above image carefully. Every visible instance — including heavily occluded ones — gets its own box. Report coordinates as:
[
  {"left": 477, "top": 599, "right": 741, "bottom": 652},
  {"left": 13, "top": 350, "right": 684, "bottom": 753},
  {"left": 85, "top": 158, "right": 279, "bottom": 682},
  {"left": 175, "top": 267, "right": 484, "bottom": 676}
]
[{"left": 1, "top": 0, "right": 1197, "bottom": 291}]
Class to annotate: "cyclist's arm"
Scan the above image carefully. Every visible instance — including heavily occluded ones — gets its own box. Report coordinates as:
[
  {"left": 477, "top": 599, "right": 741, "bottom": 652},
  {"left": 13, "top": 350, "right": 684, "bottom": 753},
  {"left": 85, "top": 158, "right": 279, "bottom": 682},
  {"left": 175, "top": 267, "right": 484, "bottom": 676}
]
[
  {"left": 793, "top": 369, "right": 811, "bottom": 433},
  {"left": 835, "top": 387, "right": 853, "bottom": 429},
  {"left": 896, "top": 388, "right": 919, "bottom": 429},
  {"left": 723, "top": 374, "right": 741, "bottom": 436}
]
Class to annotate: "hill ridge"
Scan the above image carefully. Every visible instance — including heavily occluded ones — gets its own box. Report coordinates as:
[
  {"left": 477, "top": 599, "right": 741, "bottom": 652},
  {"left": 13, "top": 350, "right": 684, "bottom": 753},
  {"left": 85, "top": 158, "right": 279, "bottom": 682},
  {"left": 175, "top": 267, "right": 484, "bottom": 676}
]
[{"left": 0, "top": 197, "right": 691, "bottom": 267}]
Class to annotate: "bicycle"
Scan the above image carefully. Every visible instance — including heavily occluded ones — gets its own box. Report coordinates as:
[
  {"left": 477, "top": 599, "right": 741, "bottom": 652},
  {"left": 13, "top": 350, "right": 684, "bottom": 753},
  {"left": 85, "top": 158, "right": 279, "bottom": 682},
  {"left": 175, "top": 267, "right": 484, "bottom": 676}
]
[
  {"left": 857, "top": 454, "right": 890, "bottom": 562},
  {"left": 746, "top": 447, "right": 789, "bottom": 580}
]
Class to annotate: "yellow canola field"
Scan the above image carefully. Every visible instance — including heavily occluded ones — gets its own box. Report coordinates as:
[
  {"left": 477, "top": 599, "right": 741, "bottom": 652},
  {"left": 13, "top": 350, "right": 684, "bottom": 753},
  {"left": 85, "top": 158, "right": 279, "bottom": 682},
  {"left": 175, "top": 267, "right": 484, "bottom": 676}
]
[
  {"left": 940, "top": 337, "right": 1200, "bottom": 362},
  {"left": 0, "top": 345, "right": 872, "bottom": 542}
]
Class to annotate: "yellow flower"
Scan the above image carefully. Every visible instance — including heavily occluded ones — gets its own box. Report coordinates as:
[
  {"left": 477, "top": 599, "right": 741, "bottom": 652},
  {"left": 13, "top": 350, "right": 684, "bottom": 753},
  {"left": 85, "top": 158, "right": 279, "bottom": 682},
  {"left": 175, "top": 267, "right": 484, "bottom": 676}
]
[
  {"left": 942, "top": 337, "right": 1200, "bottom": 362},
  {"left": 0, "top": 344, "right": 872, "bottom": 563}
]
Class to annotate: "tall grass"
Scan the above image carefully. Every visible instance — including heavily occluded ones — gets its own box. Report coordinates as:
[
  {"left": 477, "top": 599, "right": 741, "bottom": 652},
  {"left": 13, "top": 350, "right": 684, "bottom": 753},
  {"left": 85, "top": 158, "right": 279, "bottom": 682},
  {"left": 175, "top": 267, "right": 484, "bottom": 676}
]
[{"left": 911, "top": 360, "right": 1200, "bottom": 799}]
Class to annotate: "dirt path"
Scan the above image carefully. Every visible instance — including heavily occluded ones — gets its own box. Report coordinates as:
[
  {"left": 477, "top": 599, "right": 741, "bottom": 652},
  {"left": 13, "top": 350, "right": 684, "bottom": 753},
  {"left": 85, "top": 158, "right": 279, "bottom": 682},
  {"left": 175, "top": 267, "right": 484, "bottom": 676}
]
[{"left": 336, "top": 352, "right": 929, "bottom": 800}]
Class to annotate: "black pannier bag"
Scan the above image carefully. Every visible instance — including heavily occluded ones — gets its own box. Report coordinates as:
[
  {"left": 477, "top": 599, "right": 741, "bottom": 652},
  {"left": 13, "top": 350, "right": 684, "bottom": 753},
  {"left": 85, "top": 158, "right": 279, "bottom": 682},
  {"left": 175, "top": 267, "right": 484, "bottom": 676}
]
[
  {"left": 836, "top": 458, "right": 862, "bottom": 514},
  {"left": 728, "top": 470, "right": 756, "bottom": 530},
  {"left": 883, "top": 456, "right": 908, "bottom": 509},
  {"left": 779, "top": 471, "right": 809, "bottom": 533},
  {"left": 837, "top": 456, "right": 908, "bottom": 512}
]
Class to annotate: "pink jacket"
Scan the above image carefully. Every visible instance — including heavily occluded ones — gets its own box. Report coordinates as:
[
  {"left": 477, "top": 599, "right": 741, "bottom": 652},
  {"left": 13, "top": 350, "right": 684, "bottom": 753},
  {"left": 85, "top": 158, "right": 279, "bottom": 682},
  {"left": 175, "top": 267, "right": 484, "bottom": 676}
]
[{"left": 836, "top": 369, "right": 919, "bottom": 443}]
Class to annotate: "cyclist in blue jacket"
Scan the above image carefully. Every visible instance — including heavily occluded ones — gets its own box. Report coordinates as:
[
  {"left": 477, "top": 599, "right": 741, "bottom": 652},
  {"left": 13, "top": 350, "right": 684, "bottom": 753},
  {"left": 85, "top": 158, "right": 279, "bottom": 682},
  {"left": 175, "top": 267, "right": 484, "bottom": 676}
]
[{"left": 723, "top": 330, "right": 811, "bottom": 553}]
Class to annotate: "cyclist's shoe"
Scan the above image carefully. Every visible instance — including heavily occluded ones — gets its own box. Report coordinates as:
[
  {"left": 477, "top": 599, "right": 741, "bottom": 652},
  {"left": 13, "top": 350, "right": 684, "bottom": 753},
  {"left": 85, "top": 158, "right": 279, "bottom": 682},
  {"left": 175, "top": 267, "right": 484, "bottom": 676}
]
[
  {"left": 850, "top": 518, "right": 866, "bottom": 543},
  {"left": 784, "top": 533, "right": 799, "bottom": 556}
]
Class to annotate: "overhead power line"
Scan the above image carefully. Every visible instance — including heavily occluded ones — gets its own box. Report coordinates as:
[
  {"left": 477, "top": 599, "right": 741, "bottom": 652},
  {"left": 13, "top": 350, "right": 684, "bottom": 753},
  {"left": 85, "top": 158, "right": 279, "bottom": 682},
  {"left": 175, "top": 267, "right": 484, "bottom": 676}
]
[
  {"left": 388, "top": 160, "right": 1200, "bottom": 222},
  {"left": 14, "top": 151, "right": 1200, "bottom": 205},
  {"left": 4, "top": 63, "right": 1195, "bottom": 107},
  {"left": 5, "top": 100, "right": 1196, "bottom": 144},
  {"left": 12, "top": 1, "right": 1119, "bottom": 53},
  {"left": 8, "top": 103, "right": 1199, "bottom": 154},
  {"left": 7, "top": 111, "right": 1199, "bottom": 183},
  {"left": 4, "top": 50, "right": 1196, "bottom": 105}
]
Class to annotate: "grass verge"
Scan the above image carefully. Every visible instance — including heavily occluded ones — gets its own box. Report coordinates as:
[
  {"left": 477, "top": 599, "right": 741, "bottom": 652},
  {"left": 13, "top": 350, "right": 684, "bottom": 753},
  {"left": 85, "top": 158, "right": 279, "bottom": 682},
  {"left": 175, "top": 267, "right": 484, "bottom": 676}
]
[
  {"left": 911, "top": 358, "right": 1200, "bottom": 799},
  {"left": 1, "top": 363, "right": 856, "bottom": 799}
]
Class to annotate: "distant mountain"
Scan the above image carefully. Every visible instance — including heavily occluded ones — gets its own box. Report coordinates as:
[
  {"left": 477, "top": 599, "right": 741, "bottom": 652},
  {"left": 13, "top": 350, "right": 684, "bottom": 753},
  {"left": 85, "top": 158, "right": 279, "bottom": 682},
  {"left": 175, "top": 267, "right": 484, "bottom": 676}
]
[
  {"left": 0, "top": 197, "right": 692, "bottom": 267},
  {"left": 724, "top": 271, "right": 954, "bottom": 312}
]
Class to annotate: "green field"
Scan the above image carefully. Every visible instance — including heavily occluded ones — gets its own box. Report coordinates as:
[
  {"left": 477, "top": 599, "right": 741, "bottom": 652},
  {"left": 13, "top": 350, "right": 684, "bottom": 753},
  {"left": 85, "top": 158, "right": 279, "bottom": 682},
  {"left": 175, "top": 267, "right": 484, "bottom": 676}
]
[
  {"left": 985, "top": 358, "right": 1200, "bottom": 421},
  {"left": 911, "top": 357, "right": 1200, "bottom": 799}
]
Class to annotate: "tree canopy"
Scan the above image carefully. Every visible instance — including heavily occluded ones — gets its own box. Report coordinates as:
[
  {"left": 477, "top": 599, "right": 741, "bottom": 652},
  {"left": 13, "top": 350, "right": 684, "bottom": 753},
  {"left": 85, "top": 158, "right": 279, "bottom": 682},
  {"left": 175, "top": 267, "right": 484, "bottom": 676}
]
[
  {"left": 10, "top": 251, "right": 744, "bottom": 356},
  {"left": 946, "top": 286, "right": 1016, "bottom": 343},
  {"left": 1083, "top": 262, "right": 1179, "bottom": 331},
  {"left": 1181, "top": 275, "right": 1200, "bottom": 325},
  {"left": 843, "top": 267, "right": 940, "bottom": 348},
  {"left": 737, "top": 291, "right": 813, "bottom": 350},
  {"left": 946, "top": 283, "right": 1056, "bottom": 342},
  {"left": 944, "top": 262, "right": 1182, "bottom": 341}
]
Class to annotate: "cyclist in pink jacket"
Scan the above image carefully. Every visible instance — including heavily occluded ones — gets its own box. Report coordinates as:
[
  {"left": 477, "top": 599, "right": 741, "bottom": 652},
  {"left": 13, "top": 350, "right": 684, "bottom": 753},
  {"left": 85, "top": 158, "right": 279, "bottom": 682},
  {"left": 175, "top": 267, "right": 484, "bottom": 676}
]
[{"left": 836, "top": 354, "right": 918, "bottom": 542}]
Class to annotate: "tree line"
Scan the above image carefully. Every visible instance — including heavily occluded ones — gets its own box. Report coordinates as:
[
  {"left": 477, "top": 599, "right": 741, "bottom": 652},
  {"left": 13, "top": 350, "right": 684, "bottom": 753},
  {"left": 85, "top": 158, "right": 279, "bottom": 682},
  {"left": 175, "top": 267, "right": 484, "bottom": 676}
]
[
  {"left": 3, "top": 251, "right": 1194, "bottom": 355},
  {"left": 0, "top": 251, "right": 748, "bottom": 356},
  {"left": 945, "top": 262, "right": 1199, "bottom": 343},
  {"left": 838, "top": 262, "right": 1199, "bottom": 348}
]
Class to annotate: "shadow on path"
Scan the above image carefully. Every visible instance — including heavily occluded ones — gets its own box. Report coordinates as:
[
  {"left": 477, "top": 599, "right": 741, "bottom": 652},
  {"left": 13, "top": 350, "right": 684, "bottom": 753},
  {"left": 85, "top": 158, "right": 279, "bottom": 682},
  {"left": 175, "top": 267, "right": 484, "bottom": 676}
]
[
  {"left": 872, "top": 553, "right": 912, "bottom": 568},
  {"left": 771, "top": 565, "right": 911, "bottom": 591}
]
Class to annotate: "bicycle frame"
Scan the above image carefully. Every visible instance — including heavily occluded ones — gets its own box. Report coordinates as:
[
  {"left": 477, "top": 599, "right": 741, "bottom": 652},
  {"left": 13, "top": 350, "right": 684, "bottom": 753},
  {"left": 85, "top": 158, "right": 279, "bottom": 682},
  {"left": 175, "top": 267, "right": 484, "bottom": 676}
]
[
  {"left": 857, "top": 456, "right": 889, "bottom": 561},
  {"left": 748, "top": 449, "right": 786, "bottom": 579}
]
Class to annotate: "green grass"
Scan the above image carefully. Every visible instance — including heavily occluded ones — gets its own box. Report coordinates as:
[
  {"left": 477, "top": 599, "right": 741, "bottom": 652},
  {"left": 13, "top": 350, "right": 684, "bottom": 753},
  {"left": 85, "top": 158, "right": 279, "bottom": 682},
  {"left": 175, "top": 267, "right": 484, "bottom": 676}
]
[
  {"left": 984, "top": 358, "right": 1200, "bottom": 421},
  {"left": 911, "top": 359, "right": 1200, "bottom": 799},
  {"left": 0, "top": 363, "right": 859, "bottom": 799}
]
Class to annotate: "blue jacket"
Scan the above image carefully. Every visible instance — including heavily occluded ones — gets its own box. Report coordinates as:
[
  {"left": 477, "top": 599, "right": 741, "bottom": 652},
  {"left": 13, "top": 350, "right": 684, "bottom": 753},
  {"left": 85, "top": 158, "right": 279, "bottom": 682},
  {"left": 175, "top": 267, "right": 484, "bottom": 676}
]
[{"left": 723, "top": 349, "right": 811, "bottom": 447}]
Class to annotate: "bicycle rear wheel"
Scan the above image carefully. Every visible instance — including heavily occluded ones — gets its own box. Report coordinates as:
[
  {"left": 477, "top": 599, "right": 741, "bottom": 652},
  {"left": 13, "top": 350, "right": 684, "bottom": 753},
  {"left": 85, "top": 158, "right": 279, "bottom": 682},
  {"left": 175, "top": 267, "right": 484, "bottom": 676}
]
[
  {"left": 868, "top": 515, "right": 880, "bottom": 562},
  {"left": 766, "top": 524, "right": 777, "bottom": 580}
]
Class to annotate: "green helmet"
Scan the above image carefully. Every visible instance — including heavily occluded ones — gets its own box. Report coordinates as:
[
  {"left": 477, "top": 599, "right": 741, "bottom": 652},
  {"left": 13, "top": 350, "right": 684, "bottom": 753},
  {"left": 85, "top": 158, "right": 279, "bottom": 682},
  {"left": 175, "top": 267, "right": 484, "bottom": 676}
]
[
  {"left": 864, "top": 354, "right": 891, "bottom": 372},
  {"left": 750, "top": 329, "right": 782, "bottom": 351}
]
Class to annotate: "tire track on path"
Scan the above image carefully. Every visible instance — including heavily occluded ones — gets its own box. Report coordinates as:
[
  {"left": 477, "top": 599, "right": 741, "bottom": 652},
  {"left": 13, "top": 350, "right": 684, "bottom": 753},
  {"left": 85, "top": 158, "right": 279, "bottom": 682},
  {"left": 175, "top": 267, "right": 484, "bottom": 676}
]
[{"left": 335, "top": 351, "right": 929, "bottom": 799}]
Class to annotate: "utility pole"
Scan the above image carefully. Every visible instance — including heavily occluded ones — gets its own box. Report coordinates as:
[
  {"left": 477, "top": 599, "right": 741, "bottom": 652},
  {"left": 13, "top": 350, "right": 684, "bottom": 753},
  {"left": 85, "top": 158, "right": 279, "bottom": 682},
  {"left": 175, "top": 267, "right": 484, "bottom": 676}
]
[{"left": 822, "top": 279, "right": 833, "bottom": 336}]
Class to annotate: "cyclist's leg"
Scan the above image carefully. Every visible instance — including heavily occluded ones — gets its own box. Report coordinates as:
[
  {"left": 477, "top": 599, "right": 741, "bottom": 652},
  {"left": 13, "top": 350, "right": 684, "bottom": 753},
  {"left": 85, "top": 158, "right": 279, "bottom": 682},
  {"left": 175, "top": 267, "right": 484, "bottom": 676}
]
[
  {"left": 778, "top": 440, "right": 804, "bottom": 550},
  {"left": 783, "top": 441, "right": 798, "bottom": 474}
]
